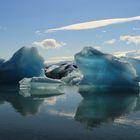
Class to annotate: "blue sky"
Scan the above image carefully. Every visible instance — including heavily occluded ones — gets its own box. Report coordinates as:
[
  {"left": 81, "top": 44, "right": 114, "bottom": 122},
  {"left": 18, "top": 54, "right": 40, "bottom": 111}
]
[{"left": 0, "top": 0, "right": 140, "bottom": 60}]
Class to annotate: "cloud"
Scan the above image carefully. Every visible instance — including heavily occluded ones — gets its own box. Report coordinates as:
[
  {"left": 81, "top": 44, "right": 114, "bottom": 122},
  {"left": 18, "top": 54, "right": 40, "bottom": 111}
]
[
  {"left": 126, "top": 50, "right": 140, "bottom": 59},
  {"left": 104, "top": 39, "right": 116, "bottom": 45},
  {"left": 120, "top": 35, "right": 140, "bottom": 45},
  {"left": 102, "top": 30, "right": 107, "bottom": 33},
  {"left": 133, "top": 27, "right": 140, "bottom": 31},
  {"left": 35, "top": 30, "right": 42, "bottom": 35},
  {"left": 45, "top": 56, "right": 74, "bottom": 64},
  {"left": 114, "top": 50, "right": 140, "bottom": 59},
  {"left": 93, "top": 45, "right": 102, "bottom": 50},
  {"left": 32, "top": 39, "right": 65, "bottom": 49},
  {"left": 47, "top": 16, "right": 140, "bottom": 32}
]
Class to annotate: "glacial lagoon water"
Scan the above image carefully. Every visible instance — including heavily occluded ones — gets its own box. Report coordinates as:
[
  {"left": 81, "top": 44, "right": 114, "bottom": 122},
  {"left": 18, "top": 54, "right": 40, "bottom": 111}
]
[{"left": 0, "top": 85, "right": 140, "bottom": 140}]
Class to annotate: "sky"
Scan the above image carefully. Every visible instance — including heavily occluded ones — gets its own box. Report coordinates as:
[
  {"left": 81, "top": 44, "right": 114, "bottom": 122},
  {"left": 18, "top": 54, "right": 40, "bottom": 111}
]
[{"left": 0, "top": 0, "right": 140, "bottom": 61}]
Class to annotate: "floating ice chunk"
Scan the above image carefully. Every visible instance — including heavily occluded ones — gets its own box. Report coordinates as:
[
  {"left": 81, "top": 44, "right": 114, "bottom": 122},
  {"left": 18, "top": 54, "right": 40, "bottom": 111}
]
[
  {"left": 0, "top": 47, "right": 44, "bottom": 84},
  {"left": 61, "top": 69, "right": 83, "bottom": 85},
  {"left": 19, "top": 77, "right": 64, "bottom": 97},
  {"left": 74, "top": 47, "right": 140, "bottom": 88}
]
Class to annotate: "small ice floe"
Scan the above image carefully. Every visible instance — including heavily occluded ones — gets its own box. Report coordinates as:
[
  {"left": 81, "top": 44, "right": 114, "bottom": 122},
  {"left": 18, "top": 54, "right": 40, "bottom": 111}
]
[{"left": 19, "top": 77, "right": 65, "bottom": 98}]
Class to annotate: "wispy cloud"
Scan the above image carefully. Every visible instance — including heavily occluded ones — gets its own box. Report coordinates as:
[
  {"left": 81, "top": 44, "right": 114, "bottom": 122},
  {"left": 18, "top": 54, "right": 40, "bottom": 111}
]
[
  {"left": 120, "top": 35, "right": 140, "bottom": 45},
  {"left": 47, "top": 16, "right": 140, "bottom": 33},
  {"left": 32, "top": 38, "right": 65, "bottom": 49},
  {"left": 114, "top": 50, "right": 140, "bottom": 59},
  {"left": 133, "top": 27, "right": 140, "bottom": 31},
  {"left": 93, "top": 45, "right": 102, "bottom": 50},
  {"left": 45, "top": 56, "right": 74, "bottom": 64},
  {"left": 104, "top": 39, "right": 116, "bottom": 45},
  {"left": 102, "top": 30, "right": 107, "bottom": 33},
  {"left": 35, "top": 30, "right": 42, "bottom": 35}
]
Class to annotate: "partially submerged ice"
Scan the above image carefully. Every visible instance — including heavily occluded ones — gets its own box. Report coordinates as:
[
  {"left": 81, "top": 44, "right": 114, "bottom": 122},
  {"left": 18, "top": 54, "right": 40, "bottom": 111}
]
[
  {"left": 0, "top": 47, "right": 44, "bottom": 84},
  {"left": 74, "top": 47, "right": 140, "bottom": 89},
  {"left": 19, "top": 77, "right": 64, "bottom": 97}
]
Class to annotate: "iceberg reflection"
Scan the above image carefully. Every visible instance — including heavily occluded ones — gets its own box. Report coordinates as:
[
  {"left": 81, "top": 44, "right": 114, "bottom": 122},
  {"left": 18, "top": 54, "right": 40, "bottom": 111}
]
[
  {"left": 0, "top": 85, "right": 63, "bottom": 116},
  {"left": 75, "top": 87, "right": 140, "bottom": 128}
]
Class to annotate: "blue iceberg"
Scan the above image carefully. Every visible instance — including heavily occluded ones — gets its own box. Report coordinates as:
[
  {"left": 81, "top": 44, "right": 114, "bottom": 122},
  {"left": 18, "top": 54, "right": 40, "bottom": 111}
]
[
  {"left": 74, "top": 47, "right": 140, "bottom": 89},
  {"left": 0, "top": 47, "right": 44, "bottom": 84},
  {"left": 121, "top": 57, "right": 140, "bottom": 77}
]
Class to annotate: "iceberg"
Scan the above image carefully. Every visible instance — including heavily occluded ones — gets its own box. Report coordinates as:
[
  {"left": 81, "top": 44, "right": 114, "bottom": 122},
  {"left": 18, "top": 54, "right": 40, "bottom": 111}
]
[
  {"left": 0, "top": 47, "right": 44, "bottom": 84},
  {"left": 45, "top": 62, "right": 77, "bottom": 79},
  {"left": 74, "top": 47, "right": 140, "bottom": 89},
  {"left": 0, "top": 59, "right": 5, "bottom": 65},
  {"left": 121, "top": 57, "right": 140, "bottom": 76},
  {"left": 19, "top": 77, "right": 64, "bottom": 97},
  {"left": 61, "top": 69, "right": 83, "bottom": 85}
]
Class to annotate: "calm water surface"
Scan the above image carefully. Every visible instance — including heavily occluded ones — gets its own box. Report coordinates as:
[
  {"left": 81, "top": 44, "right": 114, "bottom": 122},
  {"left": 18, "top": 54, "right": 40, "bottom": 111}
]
[{"left": 0, "top": 85, "right": 140, "bottom": 140}]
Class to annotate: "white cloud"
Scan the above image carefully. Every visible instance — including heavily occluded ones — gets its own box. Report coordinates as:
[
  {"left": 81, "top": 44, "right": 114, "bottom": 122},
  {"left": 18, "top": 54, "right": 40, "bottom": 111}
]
[
  {"left": 32, "top": 39, "right": 65, "bottom": 49},
  {"left": 45, "top": 56, "right": 74, "bottom": 64},
  {"left": 47, "top": 16, "right": 140, "bottom": 32},
  {"left": 120, "top": 35, "right": 140, "bottom": 45},
  {"left": 133, "top": 27, "right": 140, "bottom": 31},
  {"left": 104, "top": 39, "right": 116, "bottom": 45},
  {"left": 126, "top": 50, "right": 140, "bottom": 59},
  {"left": 93, "top": 45, "right": 102, "bottom": 50},
  {"left": 114, "top": 50, "right": 140, "bottom": 59},
  {"left": 35, "top": 30, "right": 42, "bottom": 35}
]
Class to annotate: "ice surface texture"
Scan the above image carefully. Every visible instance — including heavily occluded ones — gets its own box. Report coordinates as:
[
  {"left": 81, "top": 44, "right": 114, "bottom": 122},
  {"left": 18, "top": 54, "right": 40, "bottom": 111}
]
[
  {"left": 45, "top": 62, "right": 77, "bottom": 79},
  {"left": 121, "top": 57, "right": 140, "bottom": 77},
  {"left": 74, "top": 47, "right": 139, "bottom": 88},
  {"left": 19, "top": 77, "right": 64, "bottom": 97},
  {"left": 0, "top": 47, "right": 44, "bottom": 84},
  {"left": 75, "top": 90, "right": 138, "bottom": 128}
]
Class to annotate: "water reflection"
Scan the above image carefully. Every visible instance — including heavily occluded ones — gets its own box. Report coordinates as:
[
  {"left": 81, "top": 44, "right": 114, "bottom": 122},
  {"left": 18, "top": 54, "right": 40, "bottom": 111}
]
[
  {"left": 0, "top": 85, "right": 63, "bottom": 116},
  {"left": 75, "top": 86, "right": 140, "bottom": 128},
  {"left": 0, "top": 84, "right": 140, "bottom": 129}
]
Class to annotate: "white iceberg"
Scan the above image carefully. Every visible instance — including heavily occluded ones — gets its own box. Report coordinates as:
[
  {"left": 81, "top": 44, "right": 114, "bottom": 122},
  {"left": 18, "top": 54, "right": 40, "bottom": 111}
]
[{"left": 19, "top": 77, "right": 64, "bottom": 97}]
